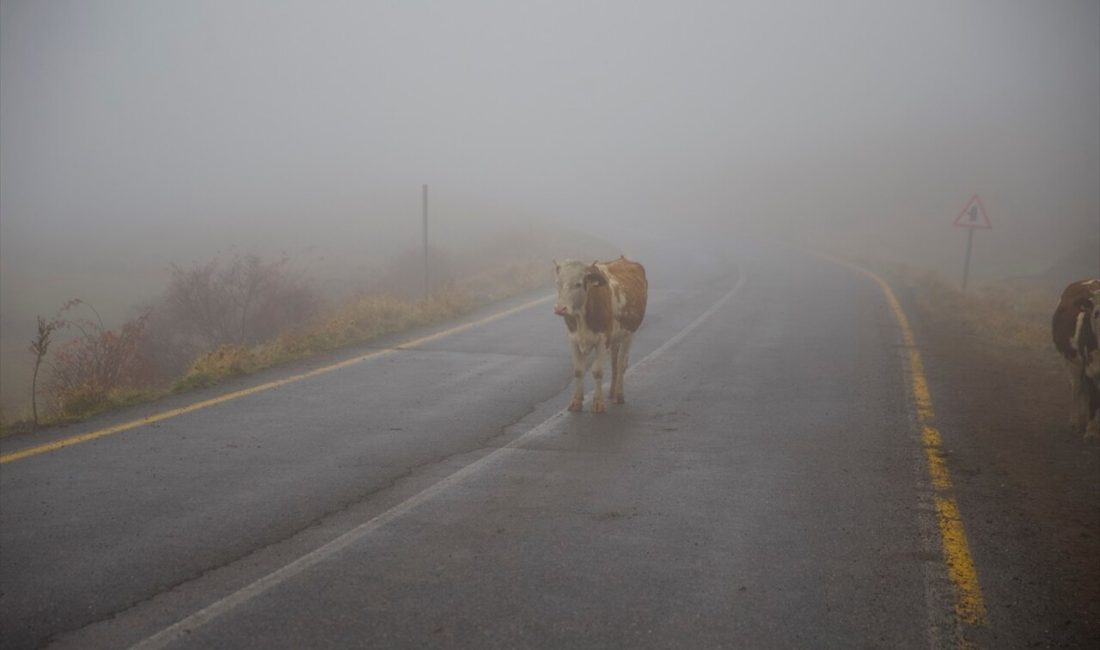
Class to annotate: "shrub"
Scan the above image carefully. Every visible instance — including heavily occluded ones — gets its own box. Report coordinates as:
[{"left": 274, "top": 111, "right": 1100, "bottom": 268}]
[
  {"left": 137, "top": 301, "right": 206, "bottom": 387},
  {"left": 45, "top": 301, "right": 153, "bottom": 418},
  {"left": 163, "top": 253, "right": 322, "bottom": 349}
]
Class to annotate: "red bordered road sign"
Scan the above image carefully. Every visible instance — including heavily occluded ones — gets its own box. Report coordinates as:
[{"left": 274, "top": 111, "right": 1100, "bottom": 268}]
[{"left": 953, "top": 194, "right": 992, "bottom": 229}]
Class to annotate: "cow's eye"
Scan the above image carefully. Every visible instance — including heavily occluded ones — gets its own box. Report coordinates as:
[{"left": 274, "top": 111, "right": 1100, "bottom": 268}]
[{"left": 575, "top": 282, "right": 583, "bottom": 288}]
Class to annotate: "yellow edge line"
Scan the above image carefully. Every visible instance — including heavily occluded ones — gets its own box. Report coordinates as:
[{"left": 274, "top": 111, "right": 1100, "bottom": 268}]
[
  {"left": 830, "top": 258, "right": 988, "bottom": 628},
  {"left": 1, "top": 294, "right": 555, "bottom": 465}
]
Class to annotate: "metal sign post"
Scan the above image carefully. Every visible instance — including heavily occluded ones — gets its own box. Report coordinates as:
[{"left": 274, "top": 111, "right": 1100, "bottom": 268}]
[
  {"left": 962, "top": 227, "right": 975, "bottom": 291},
  {"left": 422, "top": 184, "right": 429, "bottom": 299},
  {"left": 953, "top": 195, "right": 992, "bottom": 291}
]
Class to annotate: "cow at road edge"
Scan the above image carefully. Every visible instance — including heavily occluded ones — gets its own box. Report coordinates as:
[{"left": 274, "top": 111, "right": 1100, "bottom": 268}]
[{"left": 1052, "top": 278, "right": 1100, "bottom": 438}]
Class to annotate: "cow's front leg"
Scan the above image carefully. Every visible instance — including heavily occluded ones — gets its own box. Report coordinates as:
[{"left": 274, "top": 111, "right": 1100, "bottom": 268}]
[
  {"left": 569, "top": 343, "right": 587, "bottom": 412},
  {"left": 591, "top": 341, "right": 607, "bottom": 413},
  {"left": 1086, "top": 353, "right": 1100, "bottom": 440},
  {"left": 1086, "top": 350, "right": 1100, "bottom": 382},
  {"left": 1066, "top": 361, "right": 1086, "bottom": 432},
  {"left": 608, "top": 341, "right": 621, "bottom": 405},
  {"left": 613, "top": 335, "right": 633, "bottom": 404}
]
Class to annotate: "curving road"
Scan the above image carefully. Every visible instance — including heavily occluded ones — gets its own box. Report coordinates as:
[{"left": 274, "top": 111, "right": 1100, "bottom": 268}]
[{"left": 1, "top": 240, "right": 1096, "bottom": 649}]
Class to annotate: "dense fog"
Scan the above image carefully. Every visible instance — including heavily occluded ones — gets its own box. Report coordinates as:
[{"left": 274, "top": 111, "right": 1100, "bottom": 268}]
[{"left": 2, "top": 1, "right": 1098, "bottom": 415}]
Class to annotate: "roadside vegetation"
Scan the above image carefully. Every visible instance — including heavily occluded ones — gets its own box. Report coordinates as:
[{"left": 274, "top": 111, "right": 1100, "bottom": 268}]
[
  {"left": 1, "top": 227, "right": 613, "bottom": 437},
  {"left": 909, "top": 273, "right": 1053, "bottom": 355},
  {"left": 874, "top": 262, "right": 1058, "bottom": 361}
]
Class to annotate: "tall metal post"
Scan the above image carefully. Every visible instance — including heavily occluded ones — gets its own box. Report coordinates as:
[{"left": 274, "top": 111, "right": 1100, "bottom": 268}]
[
  {"left": 961, "top": 227, "right": 974, "bottom": 291},
  {"left": 422, "top": 184, "right": 429, "bottom": 299}
]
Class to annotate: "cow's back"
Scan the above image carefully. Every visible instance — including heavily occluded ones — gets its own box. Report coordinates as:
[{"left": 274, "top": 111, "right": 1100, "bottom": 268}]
[
  {"left": 1053, "top": 279, "right": 1100, "bottom": 361},
  {"left": 605, "top": 257, "right": 648, "bottom": 333}
]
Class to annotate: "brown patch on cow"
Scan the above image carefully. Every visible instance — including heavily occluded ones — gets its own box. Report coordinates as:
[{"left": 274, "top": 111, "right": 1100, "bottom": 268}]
[
  {"left": 605, "top": 257, "right": 648, "bottom": 332},
  {"left": 1053, "top": 279, "right": 1100, "bottom": 361},
  {"left": 584, "top": 284, "right": 613, "bottom": 334}
]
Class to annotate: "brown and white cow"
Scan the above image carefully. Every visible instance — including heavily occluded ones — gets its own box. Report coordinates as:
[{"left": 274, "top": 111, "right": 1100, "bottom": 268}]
[
  {"left": 1052, "top": 278, "right": 1100, "bottom": 438},
  {"left": 553, "top": 256, "right": 648, "bottom": 412}
]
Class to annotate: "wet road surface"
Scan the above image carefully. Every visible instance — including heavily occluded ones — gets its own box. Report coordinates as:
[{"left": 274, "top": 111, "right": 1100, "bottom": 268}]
[{"left": 2, "top": 241, "right": 1095, "bottom": 648}]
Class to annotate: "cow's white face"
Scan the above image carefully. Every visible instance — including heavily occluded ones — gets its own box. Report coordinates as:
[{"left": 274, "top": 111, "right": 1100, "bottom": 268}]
[{"left": 553, "top": 260, "right": 601, "bottom": 317}]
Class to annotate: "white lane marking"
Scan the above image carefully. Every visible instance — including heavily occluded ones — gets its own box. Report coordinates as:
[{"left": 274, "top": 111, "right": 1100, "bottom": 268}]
[{"left": 129, "top": 262, "right": 746, "bottom": 650}]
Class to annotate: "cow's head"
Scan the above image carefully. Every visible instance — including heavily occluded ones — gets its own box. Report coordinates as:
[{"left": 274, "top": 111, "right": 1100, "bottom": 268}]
[{"left": 553, "top": 259, "right": 606, "bottom": 317}]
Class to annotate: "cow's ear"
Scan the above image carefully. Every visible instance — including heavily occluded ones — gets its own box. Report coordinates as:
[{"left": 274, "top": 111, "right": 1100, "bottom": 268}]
[{"left": 585, "top": 270, "right": 606, "bottom": 287}]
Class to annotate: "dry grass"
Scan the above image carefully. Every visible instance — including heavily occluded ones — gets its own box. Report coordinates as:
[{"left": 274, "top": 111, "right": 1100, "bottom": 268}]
[
  {"left": 867, "top": 260, "right": 1057, "bottom": 360},
  {"left": 911, "top": 273, "right": 1053, "bottom": 354},
  {"left": 53, "top": 385, "right": 155, "bottom": 420},
  {"left": 172, "top": 259, "right": 551, "bottom": 392},
  {"left": 1, "top": 385, "right": 156, "bottom": 435},
  {"left": 174, "top": 344, "right": 259, "bottom": 391}
]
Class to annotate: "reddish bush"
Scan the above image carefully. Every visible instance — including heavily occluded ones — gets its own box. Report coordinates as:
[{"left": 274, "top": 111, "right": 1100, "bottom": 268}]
[{"left": 45, "top": 301, "right": 154, "bottom": 417}]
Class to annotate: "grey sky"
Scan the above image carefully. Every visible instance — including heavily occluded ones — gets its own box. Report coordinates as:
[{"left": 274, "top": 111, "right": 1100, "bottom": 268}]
[{"left": 1, "top": 0, "right": 1098, "bottom": 271}]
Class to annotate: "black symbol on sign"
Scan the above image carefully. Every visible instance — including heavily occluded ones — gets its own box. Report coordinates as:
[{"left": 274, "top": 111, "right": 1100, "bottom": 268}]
[{"left": 969, "top": 206, "right": 978, "bottom": 221}]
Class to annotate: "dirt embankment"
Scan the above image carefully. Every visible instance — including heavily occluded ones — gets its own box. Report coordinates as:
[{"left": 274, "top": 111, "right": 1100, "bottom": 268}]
[{"left": 902, "top": 274, "right": 1100, "bottom": 648}]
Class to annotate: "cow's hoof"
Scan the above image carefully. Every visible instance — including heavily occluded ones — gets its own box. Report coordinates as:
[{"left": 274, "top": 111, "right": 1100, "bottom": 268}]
[
  {"left": 568, "top": 400, "right": 583, "bottom": 412},
  {"left": 592, "top": 400, "right": 606, "bottom": 413},
  {"left": 1085, "top": 421, "right": 1100, "bottom": 441},
  {"left": 613, "top": 395, "right": 625, "bottom": 405}
]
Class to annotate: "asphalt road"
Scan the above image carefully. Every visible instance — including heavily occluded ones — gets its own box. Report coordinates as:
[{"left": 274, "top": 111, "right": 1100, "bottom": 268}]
[{"left": 1, "top": 241, "right": 1094, "bottom": 649}]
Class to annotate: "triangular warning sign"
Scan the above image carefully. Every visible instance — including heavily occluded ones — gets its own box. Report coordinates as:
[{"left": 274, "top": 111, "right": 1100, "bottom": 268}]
[{"left": 953, "top": 194, "right": 992, "bottom": 229}]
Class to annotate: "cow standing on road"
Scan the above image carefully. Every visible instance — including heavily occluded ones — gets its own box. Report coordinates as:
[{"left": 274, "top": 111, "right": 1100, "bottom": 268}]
[
  {"left": 554, "top": 256, "right": 648, "bottom": 413},
  {"left": 1052, "top": 278, "right": 1100, "bottom": 438}
]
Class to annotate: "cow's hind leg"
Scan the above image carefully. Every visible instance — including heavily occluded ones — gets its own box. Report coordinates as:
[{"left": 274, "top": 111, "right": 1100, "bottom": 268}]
[
  {"left": 1067, "top": 360, "right": 1087, "bottom": 433},
  {"left": 613, "top": 335, "right": 633, "bottom": 404},
  {"left": 609, "top": 341, "right": 621, "bottom": 405},
  {"left": 591, "top": 342, "right": 607, "bottom": 413},
  {"left": 1086, "top": 372, "right": 1100, "bottom": 440}
]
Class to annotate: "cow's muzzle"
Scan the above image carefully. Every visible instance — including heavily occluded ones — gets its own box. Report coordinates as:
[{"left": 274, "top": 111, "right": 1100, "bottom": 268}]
[{"left": 554, "top": 305, "right": 568, "bottom": 316}]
